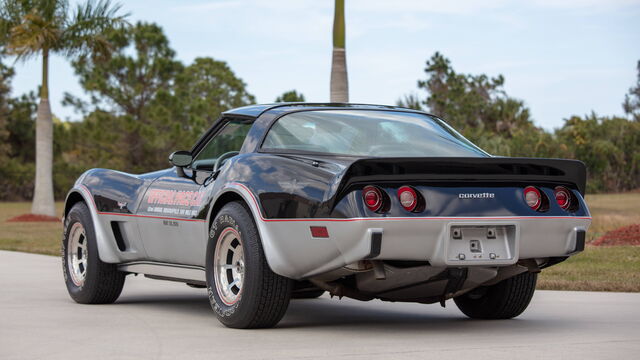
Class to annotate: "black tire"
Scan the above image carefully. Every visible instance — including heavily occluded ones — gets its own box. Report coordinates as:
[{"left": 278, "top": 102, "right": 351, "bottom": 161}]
[
  {"left": 206, "top": 201, "right": 293, "bottom": 329},
  {"left": 454, "top": 271, "right": 537, "bottom": 319},
  {"left": 62, "top": 202, "right": 125, "bottom": 304},
  {"left": 292, "top": 289, "right": 325, "bottom": 299}
]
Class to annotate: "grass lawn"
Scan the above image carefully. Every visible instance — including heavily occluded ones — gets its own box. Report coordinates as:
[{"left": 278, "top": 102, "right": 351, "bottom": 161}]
[
  {"left": 0, "top": 202, "right": 64, "bottom": 256},
  {"left": 584, "top": 192, "right": 640, "bottom": 243},
  {"left": 537, "top": 245, "right": 640, "bottom": 292},
  {"left": 1, "top": 193, "right": 639, "bottom": 292}
]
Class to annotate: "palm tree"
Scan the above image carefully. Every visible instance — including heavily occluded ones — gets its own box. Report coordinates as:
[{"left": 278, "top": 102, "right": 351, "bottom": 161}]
[
  {"left": 330, "top": 0, "right": 348, "bottom": 103},
  {"left": 0, "top": 0, "right": 128, "bottom": 216}
]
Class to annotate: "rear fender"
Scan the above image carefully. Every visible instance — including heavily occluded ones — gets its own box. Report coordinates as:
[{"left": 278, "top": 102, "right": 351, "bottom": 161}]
[{"left": 212, "top": 183, "right": 293, "bottom": 278}]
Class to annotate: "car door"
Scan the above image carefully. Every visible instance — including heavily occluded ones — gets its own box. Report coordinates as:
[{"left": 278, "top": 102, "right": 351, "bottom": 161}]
[{"left": 136, "top": 119, "right": 253, "bottom": 266}]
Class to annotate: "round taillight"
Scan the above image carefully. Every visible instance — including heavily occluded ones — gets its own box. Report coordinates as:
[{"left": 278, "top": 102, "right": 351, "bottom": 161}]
[
  {"left": 398, "top": 186, "right": 419, "bottom": 212},
  {"left": 363, "top": 186, "right": 383, "bottom": 212},
  {"left": 523, "top": 186, "right": 541, "bottom": 210},
  {"left": 554, "top": 186, "right": 572, "bottom": 210}
]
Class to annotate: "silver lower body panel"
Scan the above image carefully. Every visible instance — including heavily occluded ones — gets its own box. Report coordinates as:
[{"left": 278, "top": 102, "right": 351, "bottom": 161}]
[{"left": 255, "top": 216, "right": 591, "bottom": 279}]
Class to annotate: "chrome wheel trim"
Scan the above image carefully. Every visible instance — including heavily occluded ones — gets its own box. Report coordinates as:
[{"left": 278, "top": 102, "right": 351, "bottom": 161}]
[
  {"left": 213, "top": 227, "right": 245, "bottom": 305},
  {"left": 67, "top": 222, "right": 88, "bottom": 287}
]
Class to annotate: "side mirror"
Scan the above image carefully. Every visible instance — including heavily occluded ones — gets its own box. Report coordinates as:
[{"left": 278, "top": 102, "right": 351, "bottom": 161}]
[{"left": 169, "top": 151, "right": 192, "bottom": 167}]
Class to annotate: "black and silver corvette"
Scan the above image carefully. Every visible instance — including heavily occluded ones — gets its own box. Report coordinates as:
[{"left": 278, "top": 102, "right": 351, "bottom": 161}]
[{"left": 62, "top": 103, "right": 591, "bottom": 328}]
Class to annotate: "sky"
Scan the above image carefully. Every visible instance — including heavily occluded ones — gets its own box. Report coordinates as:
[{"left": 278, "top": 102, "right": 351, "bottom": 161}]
[{"left": 7, "top": 0, "right": 640, "bottom": 130}]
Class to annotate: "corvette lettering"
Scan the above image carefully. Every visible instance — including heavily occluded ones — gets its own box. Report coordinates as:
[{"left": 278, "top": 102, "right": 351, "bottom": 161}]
[{"left": 458, "top": 192, "right": 496, "bottom": 199}]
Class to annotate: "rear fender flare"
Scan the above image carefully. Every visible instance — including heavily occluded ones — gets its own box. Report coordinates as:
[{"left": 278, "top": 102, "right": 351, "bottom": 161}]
[{"left": 209, "top": 183, "right": 289, "bottom": 277}]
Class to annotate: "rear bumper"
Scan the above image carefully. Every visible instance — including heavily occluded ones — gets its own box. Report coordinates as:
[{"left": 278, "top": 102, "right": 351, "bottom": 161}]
[{"left": 256, "top": 216, "right": 591, "bottom": 279}]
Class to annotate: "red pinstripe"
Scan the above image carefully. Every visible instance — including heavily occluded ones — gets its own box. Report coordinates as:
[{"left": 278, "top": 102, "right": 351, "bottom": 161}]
[{"left": 77, "top": 182, "right": 592, "bottom": 224}]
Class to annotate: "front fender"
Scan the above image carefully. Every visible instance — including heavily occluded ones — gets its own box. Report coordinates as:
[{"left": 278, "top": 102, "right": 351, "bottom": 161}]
[{"left": 65, "top": 186, "right": 123, "bottom": 263}]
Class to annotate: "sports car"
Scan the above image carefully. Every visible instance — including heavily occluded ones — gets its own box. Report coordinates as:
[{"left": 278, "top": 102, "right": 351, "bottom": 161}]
[{"left": 62, "top": 103, "right": 591, "bottom": 328}]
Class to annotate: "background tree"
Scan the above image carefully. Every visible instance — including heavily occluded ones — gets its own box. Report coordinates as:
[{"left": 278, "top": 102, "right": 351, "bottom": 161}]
[
  {"left": 330, "top": 0, "right": 348, "bottom": 102},
  {"left": 415, "top": 52, "right": 509, "bottom": 132},
  {"left": 275, "top": 90, "right": 305, "bottom": 102},
  {"left": 175, "top": 57, "right": 255, "bottom": 135},
  {"left": 6, "top": 92, "right": 37, "bottom": 162},
  {"left": 0, "top": 0, "right": 128, "bottom": 216},
  {"left": 556, "top": 114, "right": 640, "bottom": 192},
  {"left": 623, "top": 60, "right": 640, "bottom": 122},
  {"left": 399, "top": 52, "right": 640, "bottom": 193},
  {"left": 396, "top": 93, "right": 423, "bottom": 110},
  {"left": 0, "top": 59, "right": 39, "bottom": 200},
  {"left": 65, "top": 22, "right": 255, "bottom": 173},
  {"left": 400, "top": 52, "right": 538, "bottom": 142},
  {"left": 64, "top": 21, "right": 183, "bottom": 172},
  {"left": 0, "top": 60, "right": 11, "bottom": 161}
]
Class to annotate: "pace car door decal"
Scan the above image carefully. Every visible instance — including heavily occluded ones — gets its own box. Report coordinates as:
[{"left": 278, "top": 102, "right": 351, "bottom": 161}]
[
  {"left": 136, "top": 171, "right": 210, "bottom": 264},
  {"left": 144, "top": 189, "right": 206, "bottom": 217}
]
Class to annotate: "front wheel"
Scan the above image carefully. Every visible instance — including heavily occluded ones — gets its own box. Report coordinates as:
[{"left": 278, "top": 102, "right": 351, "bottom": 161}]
[
  {"left": 454, "top": 271, "right": 537, "bottom": 319},
  {"left": 62, "top": 202, "right": 126, "bottom": 304},
  {"left": 206, "top": 201, "right": 293, "bottom": 329}
]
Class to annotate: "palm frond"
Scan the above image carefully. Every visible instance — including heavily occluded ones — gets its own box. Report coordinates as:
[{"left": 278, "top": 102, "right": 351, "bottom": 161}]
[
  {"left": 1, "top": 0, "right": 127, "bottom": 60},
  {"left": 61, "top": 0, "right": 129, "bottom": 58},
  {"left": 0, "top": 0, "right": 29, "bottom": 46},
  {"left": 0, "top": 0, "right": 68, "bottom": 60},
  {"left": 7, "top": 11, "right": 61, "bottom": 60}
]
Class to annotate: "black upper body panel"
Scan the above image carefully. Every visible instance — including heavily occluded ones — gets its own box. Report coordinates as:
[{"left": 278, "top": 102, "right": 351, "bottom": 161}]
[
  {"left": 214, "top": 153, "right": 590, "bottom": 219},
  {"left": 78, "top": 168, "right": 151, "bottom": 214},
  {"left": 72, "top": 103, "right": 590, "bottom": 221}
]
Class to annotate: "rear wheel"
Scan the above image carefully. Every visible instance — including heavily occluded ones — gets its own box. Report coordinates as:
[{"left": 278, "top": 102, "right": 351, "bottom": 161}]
[
  {"left": 62, "top": 202, "right": 125, "bottom": 304},
  {"left": 454, "top": 271, "right": 537, "bottom": 319},
  {"left": 206, "top": 201, "right": 293, "bottom": 328}
]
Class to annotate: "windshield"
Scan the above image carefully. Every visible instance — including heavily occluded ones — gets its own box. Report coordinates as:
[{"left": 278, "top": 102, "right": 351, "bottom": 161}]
[{"left": 261, "top": 110, "right": 489, "bottom": 157}]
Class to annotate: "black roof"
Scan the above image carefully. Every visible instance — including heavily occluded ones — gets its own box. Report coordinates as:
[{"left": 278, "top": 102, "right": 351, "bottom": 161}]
[{"left": 222, "top": 103, "right": 425, "bottom": 119}]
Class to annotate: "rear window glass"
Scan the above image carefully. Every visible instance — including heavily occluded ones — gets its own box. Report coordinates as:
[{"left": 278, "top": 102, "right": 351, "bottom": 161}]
[{"left": 261, "top": 110, "right": 488, "bottom": 157}]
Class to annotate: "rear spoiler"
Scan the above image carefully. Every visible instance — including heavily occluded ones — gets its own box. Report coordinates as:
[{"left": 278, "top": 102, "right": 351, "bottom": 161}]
[{"left": 337, "top": 157, "right": 587, "bottom": 196}]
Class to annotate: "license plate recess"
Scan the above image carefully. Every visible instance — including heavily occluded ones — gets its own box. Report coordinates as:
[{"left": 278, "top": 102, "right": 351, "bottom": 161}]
[{"left": 447, "top": 225, "right": 517, "bottom": 264}]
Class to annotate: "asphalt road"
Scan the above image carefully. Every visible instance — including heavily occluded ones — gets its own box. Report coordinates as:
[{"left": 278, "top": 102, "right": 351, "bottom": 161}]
[{"left": 1, "top": 250, "right": 639, "bottom": 360}]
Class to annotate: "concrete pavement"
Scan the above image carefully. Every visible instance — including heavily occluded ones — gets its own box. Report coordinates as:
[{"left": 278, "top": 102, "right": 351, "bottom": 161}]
[{"left": 1, "top": 250, "right": 639, "bottom": 359}]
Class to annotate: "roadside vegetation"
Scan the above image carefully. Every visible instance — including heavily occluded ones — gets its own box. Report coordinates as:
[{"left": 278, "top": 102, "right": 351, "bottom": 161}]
[
  {"left": 1, "top": 193, "right": 638, "bottom": 292},
  {"left": 1, "top": 19, "right": 639, "bottom": 203}
]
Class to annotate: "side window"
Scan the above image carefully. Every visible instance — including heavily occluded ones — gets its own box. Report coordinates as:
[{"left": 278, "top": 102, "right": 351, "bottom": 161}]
[{"left": 192, "top": 120, "right": 252, "bottom": 170}]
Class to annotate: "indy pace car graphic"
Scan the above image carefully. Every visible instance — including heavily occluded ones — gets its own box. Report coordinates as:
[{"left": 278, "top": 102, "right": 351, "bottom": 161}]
[{"left": 62, "top": 103, "right": 591, "bottom": 328}]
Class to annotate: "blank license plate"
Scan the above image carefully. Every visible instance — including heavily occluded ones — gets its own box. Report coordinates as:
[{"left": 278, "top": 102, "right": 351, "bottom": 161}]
[{"left": 448, "top": 225, "right": 516, "bottom": 263}]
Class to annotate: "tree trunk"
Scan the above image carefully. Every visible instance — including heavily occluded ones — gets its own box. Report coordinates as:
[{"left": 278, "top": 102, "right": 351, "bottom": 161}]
[
  {"left": 31, "top": 49, "right": 55, "bottom": 217},
  {"left": 330, "top": 0, "right": 348, "bottom": 103}
]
